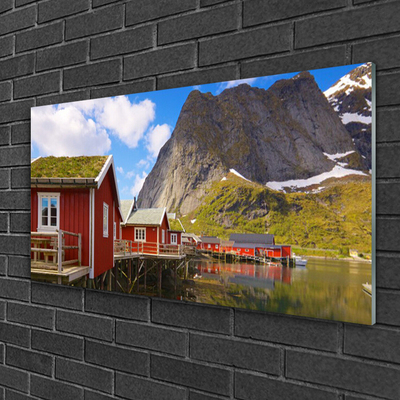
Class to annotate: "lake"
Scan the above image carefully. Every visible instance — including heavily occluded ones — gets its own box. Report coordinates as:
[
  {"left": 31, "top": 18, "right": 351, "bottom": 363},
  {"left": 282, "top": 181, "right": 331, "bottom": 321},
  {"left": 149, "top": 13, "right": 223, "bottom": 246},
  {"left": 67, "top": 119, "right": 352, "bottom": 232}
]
[{"left": 183, "top": 257, "right": 372, "bottom": 324}]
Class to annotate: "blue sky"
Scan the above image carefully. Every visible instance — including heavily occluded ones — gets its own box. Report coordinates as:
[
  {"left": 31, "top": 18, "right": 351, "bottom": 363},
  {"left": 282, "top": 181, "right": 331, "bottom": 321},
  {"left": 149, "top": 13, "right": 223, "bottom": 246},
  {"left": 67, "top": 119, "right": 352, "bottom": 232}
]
[{"left": 31, "top": 63, "right": 364, "bottom": 200}]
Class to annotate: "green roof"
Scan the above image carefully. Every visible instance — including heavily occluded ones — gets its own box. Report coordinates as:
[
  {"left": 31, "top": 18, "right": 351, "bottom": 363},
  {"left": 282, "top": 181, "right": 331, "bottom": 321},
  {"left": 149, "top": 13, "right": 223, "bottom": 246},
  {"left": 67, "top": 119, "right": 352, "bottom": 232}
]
[
  {"left": 31, "top": 156, "right": 108, "bottom": 178},
  {"left": 169, "top": 218, "right": 184, "bottom": 232},
  {"left": 125, "top": 208, "right": 166, "bottom": 226}
]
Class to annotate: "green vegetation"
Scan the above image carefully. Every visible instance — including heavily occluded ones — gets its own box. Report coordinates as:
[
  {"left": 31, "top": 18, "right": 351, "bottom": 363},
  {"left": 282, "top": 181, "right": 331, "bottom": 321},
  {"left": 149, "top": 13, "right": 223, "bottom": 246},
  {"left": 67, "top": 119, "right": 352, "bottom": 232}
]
[
  {"left": 180, "top": 173, "right": 372, "bottom": 253},
  {"left": 31, "top": 156, "right": 108, "bottom": 178},
  {"left": 168, "top": 218, "right": 184, "bottom": 232}
]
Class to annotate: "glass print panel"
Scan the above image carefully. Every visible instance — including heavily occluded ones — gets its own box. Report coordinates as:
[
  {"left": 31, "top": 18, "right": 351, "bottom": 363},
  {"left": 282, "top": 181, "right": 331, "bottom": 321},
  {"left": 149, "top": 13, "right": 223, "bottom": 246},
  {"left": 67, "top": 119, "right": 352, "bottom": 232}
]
[{"left": 30, "top": 62, "right": 376, "bottom": 325}]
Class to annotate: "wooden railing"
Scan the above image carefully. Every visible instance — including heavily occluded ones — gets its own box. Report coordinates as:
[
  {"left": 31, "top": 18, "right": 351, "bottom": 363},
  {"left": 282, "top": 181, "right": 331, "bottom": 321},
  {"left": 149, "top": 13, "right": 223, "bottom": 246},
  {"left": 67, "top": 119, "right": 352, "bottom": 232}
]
[
  {"left": 114, "top": 240, "right": 183, "bottom": 256},
  {"left": 31, "top": 230, "right": 81, "bottom": 273}
]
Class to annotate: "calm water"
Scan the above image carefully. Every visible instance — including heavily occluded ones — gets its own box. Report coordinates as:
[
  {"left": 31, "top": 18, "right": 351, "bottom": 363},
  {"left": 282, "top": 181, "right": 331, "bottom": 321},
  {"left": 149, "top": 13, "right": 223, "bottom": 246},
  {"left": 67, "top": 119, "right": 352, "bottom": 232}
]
[{"left": 185, "top": 257, "right": 372, "bottom": 324}]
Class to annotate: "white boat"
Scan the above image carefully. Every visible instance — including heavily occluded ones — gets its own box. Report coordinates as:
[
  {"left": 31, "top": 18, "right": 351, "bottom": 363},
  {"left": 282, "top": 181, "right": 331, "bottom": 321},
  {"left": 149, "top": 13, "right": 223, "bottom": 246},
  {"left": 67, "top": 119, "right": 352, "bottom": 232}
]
[{"left": 293, "top": 254, "right": 308, "bottom": 267}]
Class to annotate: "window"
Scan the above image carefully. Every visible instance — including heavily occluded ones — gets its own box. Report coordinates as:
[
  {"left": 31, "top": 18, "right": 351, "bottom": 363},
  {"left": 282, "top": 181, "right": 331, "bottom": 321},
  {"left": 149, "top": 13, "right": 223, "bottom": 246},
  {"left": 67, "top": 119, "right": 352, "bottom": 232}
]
[
  {"left": 114, "top": 222, "right": 117, "bottom": 240},
  {"left": 208, "top": 244, "right": 211, "bottom": 249},
  {"left": 215, "top": 244, "right": 219, "bottom": 249},
  {"left": 162, "top": 229, "right": 165, "bottom": 244},
  {"left": 103, "top": 203, "right": 109, "bottom": 237},
  {"left": 171, "top": 233, "right": 177, "bottom": 245},
  {"left": 245, "top": 249, "right": 249, "bottom": 252},
  {"left": 135, "top": 228, "right": 146, "bottom": 242},
  {"left": 38, "top": 193, "right": 59, "bottom": 231}
]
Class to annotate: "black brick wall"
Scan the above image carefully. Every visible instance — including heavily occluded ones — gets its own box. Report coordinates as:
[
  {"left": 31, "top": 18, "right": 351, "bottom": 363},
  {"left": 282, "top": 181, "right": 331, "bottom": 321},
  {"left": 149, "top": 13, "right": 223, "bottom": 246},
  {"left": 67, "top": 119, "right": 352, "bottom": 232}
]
[{"left": 0, "top": 0, "right": 399, "bottom": 399}]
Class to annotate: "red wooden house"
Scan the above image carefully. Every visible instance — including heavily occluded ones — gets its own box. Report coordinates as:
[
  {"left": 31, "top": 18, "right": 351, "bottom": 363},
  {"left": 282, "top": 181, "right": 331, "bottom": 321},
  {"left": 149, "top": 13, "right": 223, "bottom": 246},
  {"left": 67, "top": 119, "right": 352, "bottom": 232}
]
[
  {"left": 167, "top": 213, "right": 184, "bottom": 246},
  {"left": 120, "top": 199, "right": 172, "bottom": 255},
  {"left": 31, "top": 155, "right": 123, "bottom": 280},
  {"left": 197, "top": 236, "right": 221, "bottom": 252}
]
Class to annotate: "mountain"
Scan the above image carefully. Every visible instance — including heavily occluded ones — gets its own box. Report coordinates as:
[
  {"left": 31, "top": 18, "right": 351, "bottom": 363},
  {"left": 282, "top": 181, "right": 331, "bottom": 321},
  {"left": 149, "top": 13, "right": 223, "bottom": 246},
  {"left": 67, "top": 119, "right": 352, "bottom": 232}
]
[
  {"left": 138, "top": 72, "right": 361, "bottom": 214},
  {"left": 324, "top": 63, "right": 372, "bottom": 168}
]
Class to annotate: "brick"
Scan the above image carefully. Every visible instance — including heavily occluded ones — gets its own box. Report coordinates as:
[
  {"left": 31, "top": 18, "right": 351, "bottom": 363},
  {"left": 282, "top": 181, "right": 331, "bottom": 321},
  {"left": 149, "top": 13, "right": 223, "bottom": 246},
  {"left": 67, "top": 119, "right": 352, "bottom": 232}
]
[
  {"left": 16, "top": 22, "right": 63, "bottom": 53},
  {"left": 32, "top": 281, "right": 84, "bottom": 310},
  {"left": 190, "top": 333, "right": 280, "bottom": 375},
  {"left": 37, "top": 89, "right": 89, "bottom": 107},
  {"left": 0, "top": 190, "right": 29, "bottom": 210},
  {"left": 0, "top": 100, "right": 34, "bottom": 123},
  {"left": 11, "top": 168, "right": 30, "bottom": 189},
  {"left": 116, "top": 320, "right": 186, "bottom": 356},
  {"left": 353, "top": 35, "right": 400, "bottom": 71},
  {"left": 159, "top": 5, "right": 238, "bottom": 45},
  {"left": 91, "top": 25, "right": 153, "bottom": 60},
  {"left": 8, "top": 256, "right": 30, "bottom": 278},
  {"left": 124, "top": 43, "right": 196, "bottom": 80},
  {"left": 66, "top": 5, "right": 123, "bottom": 41},
  {"left": 0, "top": 6, "right": 35, "bottom": 36},
  {"left": 286, "top": 350, "right": 400, "bottom": 399},
  {"left": 244, "top": 0, "right": 346, "bottom": 27},
  {"left": 32, "top": 329, "right": 84, "bottom": 360},
  {"left": 377, "top": 289, "right": 400, "bottom": 326},
  {"left": 235, "top": 310, "right": 338, "bottom": 351},
  {"left": 189, "top": 391, "right": 225, "bottom": 400},
  {"left": 377, "top": 72, "right": 400, "bottom": 107},
  {"left": 91, "top": 79, "right": 154, "bottom": 99},
  {"left": 84, "top": 390, "right": 114, "bottom": 400},
  {"left": 0, "top": 213, "right": 7, "bottom": 232},
  {"left": 8, "top": 302, "right": 54, "bottom": 329},
  {"left": 377, "top": 182, "right": 400, "bottom": 215},
  {"left": 201, "top": 0, "right": 227, "bottom": 6},
  {"left": 0, "top": 126, "right": 10, "bottom": 146},
  {"left": 0, "top": 256, "right": 6, "bottom": 275},
  {"left": 377, "top": 145, "right": 400, "bottom": 178},
  {"left": 64, "top": 60, "right": 121, "bottom": 90},
  {"left": 376, "top": 108, "right": 400, "bottom": 143},
  {"left": 242, "top": 46, "right": 347, "bottom": 79},
  {"left": 116, "top": 373, "right": 186, "bottom": 400},
  {"left": 152, "top": 298, "right": 231, "bottom": 334},
  {"left": 10, "top": 213, "right": 30, "bottom": 233},
  {"left": 0, "top": 278, "right": 30, "bottom": 301},
  {"left": 85, "top": 289, "right": 149, "bottom": 321},
  {"left": 295, "top": 2, "right": 400, "bottom": 49},
  {"left": 158, "top": 65, "right": 236, "bottom": 90},
  {"left": 85, "top": 339, "right": 149, "bottom": 375},
  {"left": 126, "top": 0, "right": 197, "bottom": 26},
  {"left": 0, "top": 0, "right": 12, "bottom": 14},
  {"left": 199, "top": 24, "right": 291, "bottom": 66},
  {"left": 0, "top": 365, "right": 28, "bottom": 393},
  {"left": 0, "top": 170, "right": 9, "bottom": 189},
  {"left": 11, "top": 123, "right": 30, "bottom": 146},
  {"left": 37, "top": 41, "right": 88, "bottom": 72},
  {"left": 57, "top": 310, "right": 113, "bottom": 341},
  {"left": 38, "top": 0, "right": 89, "bottom": 23},
  {"left": 376, "top": 255, "right": 400, "bottom": 290},
  {"left": 31, "top": 375, "right": 84, "bottom": 400},
  {"left": 0, "top": 322, "right": 30, "bottom": 347},
  {"left": 377, "top": 218, "right": 400, "bottom": 252},
  {"left": 14, "top": 71, "right": 60, "bottom": 99},
  {"left": 3, "top": 390, "right": 31, "bottom": 400},
  {"left": 93, "top": 0, "right": 119, "bottom": 7},
  {"left": 151, "top": 355, "right": 231, "bottom": 396},
  {"left": 0, "top": 82, "right": 11, "bottom": 102},
  {"left": 56, "top": 358, "right": 113, "bottom": 394},
  {"left": 0, "top": 36, "right": 13, "bottom": 59},
  {"left": 0, "top": 54, "right": 34, "bottom": 81},
  {"left": 0, "top": 342, "right": 3, "bottom": 360},
  {"left": 0, "top": 235, "right": 30, "bottom": 256},
  {"left": 345, "top": 325, "right": 400, "bottom": 363},
  {"left": 6, "top": 346, "right": 53, "bottom": 376},
  {"left": 235, "top": 372, "right": 337, "bottom": 400},
  {"left": 16, "top": 0, "right": 36, "bottom": 6},
  {"left": 0, "top": 301, "right": 5, "bottom": 319}
]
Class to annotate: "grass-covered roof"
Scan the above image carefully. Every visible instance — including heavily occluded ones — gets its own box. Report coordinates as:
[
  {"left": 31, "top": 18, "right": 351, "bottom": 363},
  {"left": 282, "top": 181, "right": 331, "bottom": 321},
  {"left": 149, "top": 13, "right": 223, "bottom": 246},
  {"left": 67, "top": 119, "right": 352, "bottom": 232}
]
[
  {"left": 31, "top": 156, "right": 108, "bottom": 178},
  {"left": 169, "top": 218, "right": 184, "bottom": 232}
]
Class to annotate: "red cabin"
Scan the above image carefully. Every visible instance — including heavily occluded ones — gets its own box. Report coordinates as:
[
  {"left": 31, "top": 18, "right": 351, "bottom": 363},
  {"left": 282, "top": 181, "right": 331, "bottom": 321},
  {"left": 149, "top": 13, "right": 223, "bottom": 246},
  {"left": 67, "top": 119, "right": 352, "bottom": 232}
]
[
  {"left": 167, "top": 213, "right": 184, "bottom": 247},
  {"left": 197, "top": 236, "right": 221, "bottom": 252},
  {"left": 31, "top": 155, "right": 123, "bottom": 280},
  {"left": 120, "top": 200, "right": 175, "bottom": 255}
]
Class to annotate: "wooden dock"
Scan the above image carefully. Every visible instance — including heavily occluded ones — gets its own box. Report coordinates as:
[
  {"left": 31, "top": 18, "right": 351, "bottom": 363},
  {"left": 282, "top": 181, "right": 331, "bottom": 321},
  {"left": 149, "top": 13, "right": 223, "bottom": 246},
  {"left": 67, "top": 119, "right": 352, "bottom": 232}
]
[{"left": 31, "top": 262, "right": 89, "bottom": 284}]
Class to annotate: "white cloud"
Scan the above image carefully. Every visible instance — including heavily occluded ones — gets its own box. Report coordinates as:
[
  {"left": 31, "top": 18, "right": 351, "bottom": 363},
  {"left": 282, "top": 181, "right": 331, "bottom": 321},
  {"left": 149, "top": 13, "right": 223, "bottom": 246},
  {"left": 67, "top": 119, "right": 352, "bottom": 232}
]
[
  {"left": 126, "top": 170, "right": 135, "bottom": 179},
  {"left": 130, "top": 172, "right": 148, "bottom": 197},
  {"left": 216, "top": 78, "right": 258, "bottom": 94},
  {"left": 137, "top": 159, "right": 150, "bottom": 169},
  {"left": 99, "top": 96, "right": 156, "bottom": 148},
  {"left": 31, "top": 105, "right": 111, "bottom": 156},
  {"left": 145, "top": 124, "right": 172, "bottom": 158},
  {"left": 192, "top": 85, "right": 201, "bottom": 91},
  {"left": 116, "top": 166, "right": 124, "bottom": 174}
]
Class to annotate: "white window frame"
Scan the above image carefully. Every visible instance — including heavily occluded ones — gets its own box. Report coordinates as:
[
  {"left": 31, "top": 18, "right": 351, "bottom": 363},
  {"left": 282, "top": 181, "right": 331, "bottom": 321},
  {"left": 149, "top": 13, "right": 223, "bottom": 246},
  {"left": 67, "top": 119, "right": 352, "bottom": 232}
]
[
  {"left": 38, "top": 192, "right": 60, "bottom": 232},
  {"left": 215, "top": 244, "right": 219, "bottom": 249},
  {"left": 171, "top": 233, "right": 177, "bottom": 245},
  {"left": 135, "top": 227, "right": 146, "bottom": 242},
  {"left": 103, "top": 203, "right": 109, "bottom": 238},
  {"left": 162, "top": 229, "right": 165, "bottom": 244},
  {"left": 208, "top": 244, "right": 211, "bottom": 249},
  {"left": 113, "top": 222, "right": 117, "bottom": 240}
]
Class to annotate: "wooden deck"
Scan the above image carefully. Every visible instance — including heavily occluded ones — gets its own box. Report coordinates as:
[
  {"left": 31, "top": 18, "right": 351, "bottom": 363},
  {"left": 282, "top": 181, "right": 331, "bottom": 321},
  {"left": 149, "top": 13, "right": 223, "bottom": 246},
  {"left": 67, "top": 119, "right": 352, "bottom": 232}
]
[{"left": 31, "top": 262, "right": 89, "bottom": 283}]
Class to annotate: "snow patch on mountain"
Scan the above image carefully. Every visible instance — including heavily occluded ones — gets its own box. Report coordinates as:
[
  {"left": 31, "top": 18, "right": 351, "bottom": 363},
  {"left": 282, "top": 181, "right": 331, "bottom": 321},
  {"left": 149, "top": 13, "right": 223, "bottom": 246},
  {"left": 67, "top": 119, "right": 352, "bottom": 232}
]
[{"left": 229, "top": 169, "right": 252, "bottom": 182}]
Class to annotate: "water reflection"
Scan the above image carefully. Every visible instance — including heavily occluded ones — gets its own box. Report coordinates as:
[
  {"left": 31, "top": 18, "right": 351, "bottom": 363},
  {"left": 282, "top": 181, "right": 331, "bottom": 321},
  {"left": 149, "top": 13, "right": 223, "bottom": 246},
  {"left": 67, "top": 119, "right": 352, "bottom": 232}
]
[{"left": 183, "top": 257, "right": 372, "bottom": 324}]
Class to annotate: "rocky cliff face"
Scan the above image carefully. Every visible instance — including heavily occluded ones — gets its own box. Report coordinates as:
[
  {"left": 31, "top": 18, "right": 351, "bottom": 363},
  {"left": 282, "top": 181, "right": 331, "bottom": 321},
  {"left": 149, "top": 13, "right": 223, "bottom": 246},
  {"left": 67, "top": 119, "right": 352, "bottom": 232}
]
[
  {"left": 324, "top": 63, "right": 372, "bottom": 168},
  {"left": 138, "top": 72, "right": 358, "bottom": 214}
]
